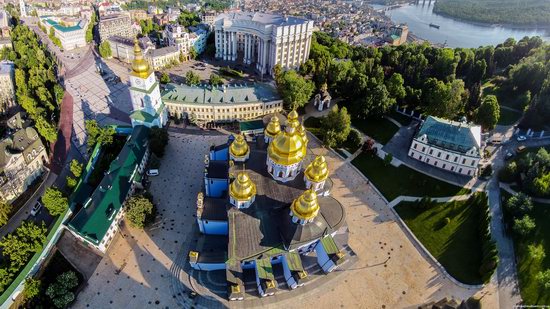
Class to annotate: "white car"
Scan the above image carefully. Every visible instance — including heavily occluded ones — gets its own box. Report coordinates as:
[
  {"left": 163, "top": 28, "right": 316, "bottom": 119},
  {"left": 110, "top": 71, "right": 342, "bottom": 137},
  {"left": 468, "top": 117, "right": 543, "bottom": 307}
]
[
  {"left": 146, "top": 169, "right": 159, "bottom": 176},
  {"left": 31, "top": 201, "right": 42, "bottom": 216},
  {"left": 517, "top": 135, "right": 527, "bottom": 142}
]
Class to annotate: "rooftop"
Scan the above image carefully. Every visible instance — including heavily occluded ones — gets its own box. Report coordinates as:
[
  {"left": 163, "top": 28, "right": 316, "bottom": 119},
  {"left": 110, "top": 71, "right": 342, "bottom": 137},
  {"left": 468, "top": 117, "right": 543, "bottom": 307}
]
[
  {"left": 415, "top": 116, "right": 481, "bottom": 154},
  {"left": 161, "top": 83, "right": 280, "bottom": 106},
  {"left": 216, "top": 11, "right": 310, "bottom": 27},
  {"left": 43, "top": 18, "right": 83, "bottom": 32},
  {"left": 67, "top": 126, "right": 150, "bottom": 245}
]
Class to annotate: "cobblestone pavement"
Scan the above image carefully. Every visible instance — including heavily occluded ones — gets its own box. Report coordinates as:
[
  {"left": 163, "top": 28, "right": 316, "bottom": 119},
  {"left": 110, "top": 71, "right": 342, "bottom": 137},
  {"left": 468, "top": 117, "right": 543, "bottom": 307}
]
[{"left": 73, "top": 130, "right": 498, "bottom": 309}]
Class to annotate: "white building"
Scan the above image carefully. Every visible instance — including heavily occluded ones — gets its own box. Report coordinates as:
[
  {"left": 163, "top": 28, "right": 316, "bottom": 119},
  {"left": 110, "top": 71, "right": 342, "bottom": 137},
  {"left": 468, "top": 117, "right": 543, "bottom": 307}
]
[
  {"left": 98, "top": 13, "right": 133, "bottom": 42},
  {"left": 214, "top": 12, "right": 314, "bottom": 76},
  {"left": 0, "top": 61, "right": 15, "bottom": 115},
  {"left": 145, "top": 46, "right": 180, "bottom": 70},
  {"left": 41, "top": 17, "right": 87, "bottom": 50},
  {"left": 161, "top": 83, "right": 283, "bottom": 124},
  {"left": 408, "top": 116, "right": 482, "bottom": 177},
  {"left": 163, "top": 24, "right": 190, "bottom": 55},
  {"left": 188, "top": 26, "right": 208, "bottom": 54}
]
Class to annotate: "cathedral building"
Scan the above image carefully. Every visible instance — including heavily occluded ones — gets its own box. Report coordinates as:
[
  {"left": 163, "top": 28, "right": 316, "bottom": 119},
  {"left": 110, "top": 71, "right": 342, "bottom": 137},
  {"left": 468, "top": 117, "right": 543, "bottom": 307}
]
[
  {"left": 128, "top": 40, "right": 168, "bottom": 128},
  {"left": 190, "top": 112, "right": 347, "bottom": 300}
]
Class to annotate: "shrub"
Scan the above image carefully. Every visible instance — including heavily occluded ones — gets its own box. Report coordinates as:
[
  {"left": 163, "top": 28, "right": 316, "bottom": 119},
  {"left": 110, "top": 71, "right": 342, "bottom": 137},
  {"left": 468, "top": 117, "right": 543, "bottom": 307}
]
[
  {"left": 383, "top": 153, "right": 393, "bottom": 166},
  {"left": 125, "top": 194, "right": 156, "bottom": 228},
  {"left": 42, "top": 187, "right": 68, "bottom": 216},
  {"left": 499, "top": 161, "right": 518, "bottom": 182},
  {"left": 46, "top": 271, "right": 79, "bottom": 308},
  {"left": 513, "top": 214, "right": 536, "bottom": 237}
]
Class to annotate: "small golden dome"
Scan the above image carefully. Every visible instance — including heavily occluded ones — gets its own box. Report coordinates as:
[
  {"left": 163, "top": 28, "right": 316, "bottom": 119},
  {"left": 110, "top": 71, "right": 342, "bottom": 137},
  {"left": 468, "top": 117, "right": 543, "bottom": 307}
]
[
  {"left": 265, "top": 116, "right": 281, "bottom": 138},
  {"left": 229, "top": 134, "right": 249, "bottom": 158},
  {"left": 297, "top": 122, "right": 308, "bottom": 144},
  {"left": 305, "top": 156, "right": 329, "bottom": 183},
  {"left": 131, "top": 39, "right": 151, "bottom": 78},
  {"left": 268, "top": 122, "right": 306, "bottom": 166},
  {"left": 291, "top": 189, "right": 320, "bottom": 221},
  {"left": 288, "top": 110, "right": 299, "bottom": 121},
  {"left": 229, "top": 171, "right": 256, "bottom": 201}
]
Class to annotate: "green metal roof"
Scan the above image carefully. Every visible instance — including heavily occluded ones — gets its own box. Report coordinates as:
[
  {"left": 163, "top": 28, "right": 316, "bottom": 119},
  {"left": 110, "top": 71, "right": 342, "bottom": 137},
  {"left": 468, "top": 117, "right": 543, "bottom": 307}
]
[
  {"left": 130, "top": 110, "right": 156, "bottom": 123},
  {"left": 44, "top": 18, "right": 82, "bottom": 32},
  {"left": 416, "top": 116, "right": 481, "bottom": 153},
  {"left": 255, "top": 258, "right": 274, "bottom": 280},
  {"left": 320, "top": 234, "right": 339, "bottom": 255},
  {"left": 67, "top": 126, "right": 150, "bottom": 245},
  {"left": 239, "top": 120, "right": 264, "bottom": 132},
  {"left": 161, "top": 82, "right": 280, "bottom": 105},
  {"left": 286, "top": 252, "right": 304, "bottom": 272}
]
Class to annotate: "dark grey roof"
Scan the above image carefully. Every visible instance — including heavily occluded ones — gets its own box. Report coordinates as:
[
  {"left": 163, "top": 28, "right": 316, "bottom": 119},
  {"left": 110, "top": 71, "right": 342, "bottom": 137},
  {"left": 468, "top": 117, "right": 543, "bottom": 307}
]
[
  {"left": 202, "top": 197, "right": 229, "bottom": 221},
  {"left": 216, "top": 11, "right": 310, "bottom": 26},
  {"left": 415, "top": 116, "right": 481, "bottom": 153},
  {"left": 206, "top": 160, "right": 228, "bottom": 179}
]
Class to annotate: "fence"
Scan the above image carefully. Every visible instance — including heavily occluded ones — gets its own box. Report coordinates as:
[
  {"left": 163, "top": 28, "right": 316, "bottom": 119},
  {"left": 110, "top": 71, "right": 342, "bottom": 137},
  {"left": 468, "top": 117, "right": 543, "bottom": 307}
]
[
  {"left": 516, "top": 128, "right": 550, "bottom": 140},
  {"left": 395, "top": 106, "right": 424, "bottom": 121}
]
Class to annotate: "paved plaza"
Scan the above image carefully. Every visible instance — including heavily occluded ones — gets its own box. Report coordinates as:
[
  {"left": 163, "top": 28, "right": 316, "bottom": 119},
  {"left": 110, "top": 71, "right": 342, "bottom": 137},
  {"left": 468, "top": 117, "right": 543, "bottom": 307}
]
[{"left": 72, "top": 128, "right": 498, "bottom": 309}]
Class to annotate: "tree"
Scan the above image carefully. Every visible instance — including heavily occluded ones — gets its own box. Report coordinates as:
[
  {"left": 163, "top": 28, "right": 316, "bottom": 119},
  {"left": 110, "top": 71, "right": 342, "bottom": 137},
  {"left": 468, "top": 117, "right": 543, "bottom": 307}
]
[
  {"left": 149, "top": 127, "right": 169, "bottom": 157},
  {"left": 42, "top": 187, "right": 68, "bottom": 216},
  {"left": 85, "top": 120, "right": 115, "bottom": 148},
  {"left": 536, "top": 269, "right": 550, "bottom": 290},
  {"left": 46, "top": 271, "right": 79, "bottom": 308},
  {"left": 69, "top": 160, "right": 83, "bottom": 178},
  {"left": 66, "top": 177, "right": 77, "bottom": 190},
  {"left": 189, "top": 46, "right": 198, "bottom": 60},
  {"left": 0, "top": 200, "right": 11, "bottom": 227},
  {"left": 0, "top": 268, "right": 13, "bottom": 292},
  {"left": 98, "top": 41, "right": 112, "bottom": 58},
  {"left": 209, "top": 73, "right": 223, "bottom": 87},
  {"left": 528, "top": 244, "right": 546, "bottom": 261},
  {"left": 386, "top": 73, "right": 406, "bottom": 101},
  {"left": 125, "top": 195, "right": 155, "bottom": 228},
  {"left": 346, "top": 129, "right": 362, "bottom": 149},
  {"left": 505, "top": 192, "right": 533, "bottom": 217},
  {"left": 85, "top": 24, "right": 93, "bottom": 43},
  {"left": 476, "top": 95, "right": 500, "bottom": 130},
  {"left": 422, "top": 78, "right": 465, "bottom": 118},
  {"left": 177, "top": 10, "right": 200, "bottom": 27},
  {"left": 160, "top": 72, "right": 171, "bottom": 84},
  {"left": 278, "top": 70, "right": 315, "bottom": 110},
  {"left": 384, "top": 153, "right": 393, "bottom": 166},
  {"left": 22, "top": 278, "right": 41, "bottom": 302},
  {"left": 513, "top": 214, "right": 536, "bottom": 237},
  {"left": 321, "top": 106, "right": 351, "bottom": 148},
  {"left": 0, "top": 221, "right": 47, "bottom": 268},
  {"left": 185, "top": 70, "right": 200, "bottom": 86}
]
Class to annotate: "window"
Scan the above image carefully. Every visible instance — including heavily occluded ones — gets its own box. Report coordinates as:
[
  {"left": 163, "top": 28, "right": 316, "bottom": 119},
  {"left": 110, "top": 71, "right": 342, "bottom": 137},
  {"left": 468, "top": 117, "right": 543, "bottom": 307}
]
[
  {"left": 434, "top": 161, "right": 438, "bottom": 167},
  {"left": 459, "top": 168, "right": 462, "bottom": 173},
  {"left": 446, "top": 154, "right": 450, "bottom": 160},
  {"left": 413, "top": 143, "right": 417, "bottom": 150},
  {"left": 426, "top": 158, "right": 430, "bottom": 164},
  {"left": 442, "top": 164, "right": 446, "bottom": 169},
  {"left": 422, "top": 147, "right": 426, "bottom": 152},
  {"left": 429, "top": 149, "right": 433, "bottom": 155},
  {"left": 451, "top": 166, "right": 454, "bottom": 171},
  {"left": 462, "top": 158, "right": 466, "bottom": 164},
  {"left": 454, "top": 157, "right": 458, "bottom": 162},
  {"left": 472, "top": 161, "right": 476, "bottom": 166},
  {"left": 437, "top": 152, "right": 441, "bottom": 158}
]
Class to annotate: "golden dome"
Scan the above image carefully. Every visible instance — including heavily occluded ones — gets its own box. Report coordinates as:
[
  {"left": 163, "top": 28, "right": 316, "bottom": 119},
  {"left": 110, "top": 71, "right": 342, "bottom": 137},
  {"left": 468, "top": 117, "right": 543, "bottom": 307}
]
[
  {"left": 297, "top": 122, "right": 308, "bottom": 145},
  {"left": 288, "top": 110, "right": 299, "bottom": 122},
  {"left": 131, "top": 39, "right": 152, "bottom": 78},
  {"left": 229, "top": 134, "right": 249, "bottom": 158},
  {"left": 305, "top": 156, "right": 329, "bottom": 183},
  {"left": 265, "top": 116, "right": 281, "bottom": 138},
  {"left": 267, "top": 121, "right": 306, "bottom": 166},
  {"left": 291, "top": 189, "right": 320, "bottom": 221},
  {"left": 229, "top": 171, "right": 256, "bottom": 201}
]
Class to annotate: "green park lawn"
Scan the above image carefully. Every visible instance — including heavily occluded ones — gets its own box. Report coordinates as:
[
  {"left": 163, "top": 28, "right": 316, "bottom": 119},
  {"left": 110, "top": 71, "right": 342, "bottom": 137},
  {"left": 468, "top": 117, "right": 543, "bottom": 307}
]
[
  {"left": 351, "top": 153, "right": 470, "bottom": 201},
  {"left": 497, "top": 108, "right": 522, "bottom": 126},
  {"left": 394, "top": 199, "right": 484, "bottom": 284},
  {"left": 514, "top": 201, "right": 550, "bottom": 305},
  {"left": 483, "top": 80, "right": 527, "bottom": 111},
  {"left": 352, "top": 117, "right": 399, "bottom": 144}
]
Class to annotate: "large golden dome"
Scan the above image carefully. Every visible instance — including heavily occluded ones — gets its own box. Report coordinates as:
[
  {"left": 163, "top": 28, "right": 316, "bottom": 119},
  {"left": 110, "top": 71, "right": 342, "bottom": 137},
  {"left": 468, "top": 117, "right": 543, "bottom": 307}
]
[
  {"left": 264, "top": 116, "right": 281, "bottom": 139},
  {"left": 305, "top": 156, "right": 329, "bottom": 183},
  {"left": 229, "top": 172, "right": 256, "bottom": 201},
  {"left": 230, "top": 134, "right": 249, "bottom": 158},
  {"left": 291, "top": 189, "right": 320, "bottom": 221},
  {"left": 267, "top": 121, "right": 306, "bottom": 166},
  {"left": 131, "top": 39, "right": 152, "bottom": 78}
]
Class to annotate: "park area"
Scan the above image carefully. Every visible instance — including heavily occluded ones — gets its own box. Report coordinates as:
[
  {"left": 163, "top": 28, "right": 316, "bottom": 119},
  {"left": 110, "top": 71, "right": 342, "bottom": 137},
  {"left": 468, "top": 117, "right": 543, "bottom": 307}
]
[
  {"left": 352, "top": 117, "right": 400, "bottom": 145},
  {"left": 394, "top": 196, "right": 493, "bottom": 285},
  {"left": 351, "top": 153, "right": 469, "bottom": 201}
]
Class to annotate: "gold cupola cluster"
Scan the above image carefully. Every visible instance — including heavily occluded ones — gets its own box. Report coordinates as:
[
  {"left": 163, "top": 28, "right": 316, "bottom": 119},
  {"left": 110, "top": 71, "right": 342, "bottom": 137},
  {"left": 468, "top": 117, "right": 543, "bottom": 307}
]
[
  {"left": 264, "top": 116, "right": 281, "bottom": 143},
  {"left": 131, "top": 39, "right": 152, "bottom": 78},
  {"left": 267, "top": 111, "right": 307, "bottom": 167},
  {"left": 305, "top": 156, "right": 329, "bottom": 183},
  {"left": 229, "top": 171, "right": 257, "bottom": 208},
  {"left": 229, "top": 134, "right": 250, "bottom": 162},
  {"left": 290, "top": 189, "right": 320, "bottom": 224}
]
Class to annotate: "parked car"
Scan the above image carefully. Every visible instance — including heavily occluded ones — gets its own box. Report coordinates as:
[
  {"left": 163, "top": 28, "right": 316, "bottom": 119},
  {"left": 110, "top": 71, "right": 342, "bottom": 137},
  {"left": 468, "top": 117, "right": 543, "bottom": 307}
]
[
  {"left": 517, "top": 135, "right": 527, "bottom": 142},
  {"left": 517, "top": 146, "right": 526, "bottom": 153},
  {"left": 31, "top": 201, "right": 42, "bottom": 216},
  {"left": 146, "top": 169, "right": 159, "bottom": 176}
]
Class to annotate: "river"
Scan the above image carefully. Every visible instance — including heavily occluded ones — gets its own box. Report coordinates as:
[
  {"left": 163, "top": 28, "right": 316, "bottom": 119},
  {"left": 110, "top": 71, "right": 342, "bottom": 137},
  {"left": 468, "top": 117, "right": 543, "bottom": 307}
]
[{"left": 371, "top": 2, "right": 550, "bottom": 48}]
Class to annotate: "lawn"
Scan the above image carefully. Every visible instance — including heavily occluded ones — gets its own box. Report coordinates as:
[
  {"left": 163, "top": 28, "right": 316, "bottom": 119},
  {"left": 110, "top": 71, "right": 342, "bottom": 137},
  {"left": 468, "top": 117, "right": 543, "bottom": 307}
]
[
  {"left": 483, "top": 80, "right": 528, "bottom": 111},
  {"left": 351, "top": 153, "right": 470, "bottom": 201},
  {"left": 352, "top": 117, "right": 399, "bottom": 144},
  {"left": 388, "top": 110, "right": 413, "bottom": 126},
  {"left": 395, "top": 199, "right": 484, "bottom": 284},
  {"left": 498, "top": 108, "right": 522, "bottom": 126}
]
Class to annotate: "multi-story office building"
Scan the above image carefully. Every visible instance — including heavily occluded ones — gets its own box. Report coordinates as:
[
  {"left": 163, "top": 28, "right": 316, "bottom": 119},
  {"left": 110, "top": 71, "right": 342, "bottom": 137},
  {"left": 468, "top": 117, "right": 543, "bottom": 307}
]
[
  {"left": 213, "top": 12, "right": 314, "bottom": 76},
  {"left": 145, "top": 46, "right": 180, "bottom": 70},
  {"left": 163, "top": 24, "right": 190, "bottom": 55},
  {"left": 408, "top": 116, "right": 482, "bottom": 177},
  {"left": 0, "top": 61, "right": 15, "bottom": 115},
  {"left": 98, "top": 13, "right": 133, "bottom": 42},
  {"left": 201, "top": 10, "right": 217, "bottom": 26},
  {"left": 41, "top": 17, "right": 87, "bottom": 50},
  {"left": 129, "top": 9, "right": 148, "bottom": 21},
  {"left": 161, "top": 83, "right": 283, "bottom": 123},
  {"left": 188, "top": 26, "right": 208, "bottom": 54}
]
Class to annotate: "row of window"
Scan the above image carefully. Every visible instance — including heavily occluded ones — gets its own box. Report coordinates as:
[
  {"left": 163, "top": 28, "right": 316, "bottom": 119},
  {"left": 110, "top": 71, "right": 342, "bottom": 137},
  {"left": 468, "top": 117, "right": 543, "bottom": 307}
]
[
  {"left": 167, "top": 103, "right": 280, "bottom": 113},
  {"left": 412, "top": 142, "right": 477, "bottom": 166},
  {"left": 410, "top": 152, "right": 473, "bottom": 175}
]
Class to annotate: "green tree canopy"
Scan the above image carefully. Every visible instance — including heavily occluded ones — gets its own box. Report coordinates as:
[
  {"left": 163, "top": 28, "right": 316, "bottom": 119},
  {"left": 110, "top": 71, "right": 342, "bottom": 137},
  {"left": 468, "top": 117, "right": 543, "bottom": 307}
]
[
  {"left": 422, "top": 78, "right": 465, "bottom": 118},
  {"left": 85, "top": 120, "right": 115, "bottom": 148},
  {"left": 149, "top": 127, "right": 169, "bottom": 158},
  {"left": 46, "top": 271, "right": 79, "bottom": 308},
  {"left": 22, "top": 278, "right": 41, "bottom": 302},
  {"left": 209, "top": 73, "right": 223, "bottom": 87},
  {"left": 0, "top": 200, "right": 11, "bottom": 227},
  {"left": 506, "top": 192, "right": 534, "bottom": 217},
  {"left": 98, "top": 41, "right": 112, "bottom": 58},
  {"left": 321, "top": 106, "right": 351, "bottom": 148},
  {"left": 160, "top": 72, "right": 171, "bottom": 84},
  {"left": 277, "top": 70, "right": 315, "bottom": 110},
  {"left": 69, "top": 159, "right": 83, "bottom": 178},
  {"left": 476, "top": 95, "right": 500, "bottom": 130},
  {"left": 42, "top": 187, "right": 68, "bottom": 216},
  {"left": 125, "top": 195, "right": 155, "bottom": 228},
  {"left": 536, "top": 269, "right": 550, "bottom": 290},
  {"left": 513, "top": 214, "right": 536, "bottom": 237},
  {"left": 0, "top": 221, "right": 47, "bottom": 269},
  {"left": 185, "top": 70, "right": 200, "bottom": 85}
]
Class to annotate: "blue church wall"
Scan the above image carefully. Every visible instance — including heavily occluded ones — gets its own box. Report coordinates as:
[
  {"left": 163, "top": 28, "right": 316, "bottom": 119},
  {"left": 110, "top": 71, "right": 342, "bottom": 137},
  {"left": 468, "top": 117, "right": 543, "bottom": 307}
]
[
  {"left": 209, "top": 147, "right": 228, "bottom": 161},
  {"left": 200, "top": 220, "right": 228, "bottom": 235},
  {"left": 204, "top": 178, "right": 228, "bottom": 198}
]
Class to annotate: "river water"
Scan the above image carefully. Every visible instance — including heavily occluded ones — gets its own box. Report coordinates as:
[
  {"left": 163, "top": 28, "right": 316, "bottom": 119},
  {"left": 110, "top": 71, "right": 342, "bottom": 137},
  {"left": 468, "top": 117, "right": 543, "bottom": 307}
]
[{"left": 371, "top": 3, "right": 550, "bottom": 48}]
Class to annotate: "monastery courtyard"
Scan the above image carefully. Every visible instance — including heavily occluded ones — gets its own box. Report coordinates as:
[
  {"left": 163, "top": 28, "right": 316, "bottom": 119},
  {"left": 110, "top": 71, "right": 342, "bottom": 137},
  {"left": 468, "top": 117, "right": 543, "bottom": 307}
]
[{"left": 72, "top": 128, "right": 497, "bottom": 309}]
